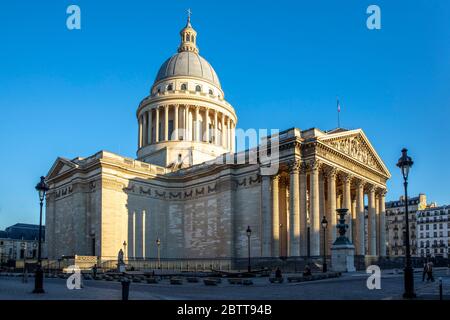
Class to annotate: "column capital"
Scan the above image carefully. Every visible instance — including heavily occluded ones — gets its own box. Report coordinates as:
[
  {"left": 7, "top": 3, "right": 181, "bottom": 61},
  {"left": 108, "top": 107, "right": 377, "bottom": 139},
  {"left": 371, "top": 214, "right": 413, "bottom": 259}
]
[
  {"left": 377, "top": 188, "right": 387, "bottom": 197},
  {"left": 272, "top": 174, "right": 281, "bottom": 182},
  {"left": 324, "top": 166, "right": 338, "bottom": 179},
  {"left": 338, "top": 171, "right": 353, "bottom": 183},
  {"left": 308, "top": 159, "right": 322, "bottom": 172},
  {"left": 367, "top": 184, "right": 376, "bottom": 193},
  {"left": 288, "top": 160, "right": 301, "bottom": 173}
]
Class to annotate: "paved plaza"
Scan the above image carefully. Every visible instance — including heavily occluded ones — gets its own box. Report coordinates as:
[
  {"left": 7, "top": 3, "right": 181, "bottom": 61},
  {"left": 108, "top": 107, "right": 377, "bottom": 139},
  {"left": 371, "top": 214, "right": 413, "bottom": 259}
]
[{"left": 0, "top": 268, "right": 449, "bottom": 300}]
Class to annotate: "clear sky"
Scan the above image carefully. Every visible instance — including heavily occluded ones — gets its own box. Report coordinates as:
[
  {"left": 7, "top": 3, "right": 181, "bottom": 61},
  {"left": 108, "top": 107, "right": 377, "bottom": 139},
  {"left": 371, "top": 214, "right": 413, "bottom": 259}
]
[{"left": 0, "top": 1, "right": 449, "bottom": 229}]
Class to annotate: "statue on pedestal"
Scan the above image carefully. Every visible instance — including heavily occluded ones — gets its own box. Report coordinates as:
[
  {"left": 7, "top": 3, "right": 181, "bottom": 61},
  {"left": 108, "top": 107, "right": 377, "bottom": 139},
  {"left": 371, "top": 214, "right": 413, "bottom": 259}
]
[{"left": 117, "top": 249, "right": 126, "bottom": 272}]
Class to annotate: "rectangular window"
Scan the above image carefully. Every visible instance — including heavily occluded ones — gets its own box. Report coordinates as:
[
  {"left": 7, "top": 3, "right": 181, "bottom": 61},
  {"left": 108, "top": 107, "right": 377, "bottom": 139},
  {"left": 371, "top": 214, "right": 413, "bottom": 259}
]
[{"left": 168, "top": 120, "right": 174, "bottom": 140}]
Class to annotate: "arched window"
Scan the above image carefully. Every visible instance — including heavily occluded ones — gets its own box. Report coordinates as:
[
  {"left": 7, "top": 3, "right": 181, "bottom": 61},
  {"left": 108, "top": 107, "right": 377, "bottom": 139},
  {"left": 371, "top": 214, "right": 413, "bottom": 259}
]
[
  {"left": 157, "top": 87, "right": 161, "bottom": 94},
  {"left": 186, "top": 34, "right": 190, "bottom": 41},
  {"left": 192, "top": 35, "right": 195, "bottom": 42},
  {"left": 167, "top": 84, "right": 173, "bottom": 91},
  {"left": 209, "top": 89, "right": 213, "bottom": 95},
  {"left": 195, "top": 85, "right": 201, "bottom": 92},
  {"left": 181, "top": 83, "right": 187, "bottom": 91}
]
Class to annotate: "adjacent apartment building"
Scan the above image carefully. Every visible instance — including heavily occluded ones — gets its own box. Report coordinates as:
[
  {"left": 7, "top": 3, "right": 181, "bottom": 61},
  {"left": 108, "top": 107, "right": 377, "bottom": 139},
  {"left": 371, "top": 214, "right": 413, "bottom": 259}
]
[
  {"left": 416, "top": 205, "right": 450, "bottom": 258},
  {"left": 0, "top": 223, "right": 44, "bottom": 263},
  {"left": 385, "top": 194, "right": 429, "bottom": 257}
]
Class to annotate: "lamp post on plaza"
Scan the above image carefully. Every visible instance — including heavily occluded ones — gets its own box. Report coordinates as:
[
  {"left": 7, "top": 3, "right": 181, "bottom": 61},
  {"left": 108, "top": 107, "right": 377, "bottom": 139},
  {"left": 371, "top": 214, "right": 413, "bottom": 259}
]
[
  {"left": 246, "top": 226, "right": 252, "bottom": 273},
  {"left": 33, "top": 176, "right": 49, "bottom": 294},
  {"left": 321, "top": 216, "right": 328, "bottom": 273},
  {"left": 156, "top": 238, "right": 161, "bottom": 269},
  {"left": 396, "top": 148, "right": 416, "bottom": 299},
  {"left": 307, "top": 216, "right": 311, "bottom": 260}
]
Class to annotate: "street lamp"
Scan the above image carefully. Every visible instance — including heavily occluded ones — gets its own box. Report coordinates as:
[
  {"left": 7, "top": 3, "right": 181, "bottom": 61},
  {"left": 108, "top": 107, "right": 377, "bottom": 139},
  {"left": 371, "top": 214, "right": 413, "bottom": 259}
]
[
  {"left": 33, "top": 176, "right": 49, "bottom": 294},
  {"left": 156, "top": 238, "right": 161, "bottom": 269},
  {"left": 396, "top": 148, "right": 416, "bottom": 299},
  {"left": 246, "top": 226, "right": 252, "bottom": 273},
  {"left": 307, "top": 216, "right": 311, "bottom": 260},
  {"left": 321, "top": 216, "right": 328, "bottom": 273}
]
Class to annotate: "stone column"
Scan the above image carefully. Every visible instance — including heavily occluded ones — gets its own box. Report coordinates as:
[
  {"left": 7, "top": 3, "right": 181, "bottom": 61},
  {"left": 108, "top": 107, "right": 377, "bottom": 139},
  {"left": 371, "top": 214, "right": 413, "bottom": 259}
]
[
  {"left": 221, "top": 114, "right": 225, "bottom": 147},
  {"left": 142, "top": 210, "right": 146, "bottom": 259},
  {"left": 378, "top": 189, "right": 387, "bottom": 256},
  {"left": 225, "top": 117, "right": 230, "bottom": 148},
  {"left": 155, "top": 107, "right": 160, "bottom": 143},
  {"left": 289, "top": 161, "right": 301, "bottom": 256},
  {"left": 326, "top": 168, "right": 337, "bottom": 250},
  {"left": 184, "top": 105, "right": 189, "bottom": 141},
  {"left": 142, "top": 112, "right": 147, "bottom": 146},
  {"left": 368, "top": 186, "right": 377, "bottom": 255},
  {"left": 148, "top": 109, "right": 152, "bottom": 144},
  {"left": 205, "top": 108, "right": 210, "bottom": 143},
  {"left": 138, "top": 115, "right": 143, "bottom": 148},
  {"left": 342, "top": 174, "right": 353, "bottom": 242},
  {"left": 195, "top": 106, "right": 200, "bottom": 142},
  {"left": 299, "top": 163, "right": 308, "bottom": 256},
  {"left": 164, "top": 105, "right": 169, "bottom": 141},
  {"left": 231, "top": 121, "right": 235, "bottom": 152},
  {"left": 261, "top": 174, "right": 272, "bottom": 257},
  {"left": 272, "top": 175, "right": 280, "bottom": 257},
  {"left": 319, "top": 171, "right": 326, "bottom": 255},
  {"left": 309, "top": 160, "right": 321, "bottom": 256},
  {"left": 214, "top": 110, "right": 218, "bottom": 145},
  {"left": 174, "top": 104, "right": 179, "bottom": 141},
  {"left": 355, "top": 181, "right": 365, "bottom": 255}
]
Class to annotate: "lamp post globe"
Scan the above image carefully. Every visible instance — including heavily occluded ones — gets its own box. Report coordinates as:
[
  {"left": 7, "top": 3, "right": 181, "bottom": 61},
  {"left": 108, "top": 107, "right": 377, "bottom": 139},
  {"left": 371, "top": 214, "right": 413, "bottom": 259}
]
[
  {"left": 396, "top": 148, "right": 416, "bottom": 299},
  {"left": 246, "top": 226, "right": 252, "bottom": 273},
  {"left": 33, "top": 176, "right": 49, "bottom": 294},
  {"left": 321, "top": 216, "right": 328, "bottom": 273}
]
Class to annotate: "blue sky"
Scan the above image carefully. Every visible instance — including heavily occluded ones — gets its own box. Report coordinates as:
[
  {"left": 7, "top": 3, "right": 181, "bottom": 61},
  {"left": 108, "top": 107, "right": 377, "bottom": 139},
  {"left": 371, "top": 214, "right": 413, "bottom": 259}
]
[{"left": 0, "top": 0, "right": 449, "bottom": 229}]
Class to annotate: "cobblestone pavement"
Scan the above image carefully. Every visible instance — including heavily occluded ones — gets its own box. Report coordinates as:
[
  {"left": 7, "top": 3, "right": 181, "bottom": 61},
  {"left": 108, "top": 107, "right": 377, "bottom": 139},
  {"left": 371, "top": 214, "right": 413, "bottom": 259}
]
[{"left": 1, "top": 269, "right": 449, "bottom": 300}]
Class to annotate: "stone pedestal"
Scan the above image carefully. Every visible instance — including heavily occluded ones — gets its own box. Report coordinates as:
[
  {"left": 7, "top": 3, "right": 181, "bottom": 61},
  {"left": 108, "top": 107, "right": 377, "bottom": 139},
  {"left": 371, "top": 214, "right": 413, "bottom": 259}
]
[
  {"left": 331, "top": 244, "right": 356, "bottom": 272},
  {"left": 331, "top": 208, "right": 356, "bottom": 273}
]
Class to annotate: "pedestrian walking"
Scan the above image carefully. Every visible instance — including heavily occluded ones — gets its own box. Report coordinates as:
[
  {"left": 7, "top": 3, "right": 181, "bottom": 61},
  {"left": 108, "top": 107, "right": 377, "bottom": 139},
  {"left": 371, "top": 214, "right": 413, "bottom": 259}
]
[
  {"left": 426, "top": 261, "right": 434, "bottom": 282},
  {"left": 422, "top": 261, "right": 428, "bottom": 282}
]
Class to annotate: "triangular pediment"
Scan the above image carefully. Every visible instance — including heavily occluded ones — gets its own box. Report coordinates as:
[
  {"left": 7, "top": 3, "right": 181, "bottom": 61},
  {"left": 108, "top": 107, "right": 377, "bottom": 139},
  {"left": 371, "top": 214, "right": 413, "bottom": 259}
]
[
  {"left": 46, "top": 157, "right": 78, "bottom": 180},
  {"left": 319, "top": 129, "right": 391, "bottom": 178}
]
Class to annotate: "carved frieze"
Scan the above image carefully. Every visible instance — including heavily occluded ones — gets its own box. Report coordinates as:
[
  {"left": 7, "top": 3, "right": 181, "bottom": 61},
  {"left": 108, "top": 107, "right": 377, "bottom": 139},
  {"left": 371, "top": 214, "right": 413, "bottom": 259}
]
[{"left": 324, "top": 135, "right": 379, "bottom": 171}]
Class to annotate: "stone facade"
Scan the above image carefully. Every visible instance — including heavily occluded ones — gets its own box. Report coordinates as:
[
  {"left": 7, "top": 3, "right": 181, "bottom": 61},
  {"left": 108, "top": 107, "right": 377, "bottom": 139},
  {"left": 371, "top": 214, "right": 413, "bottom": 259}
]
[{"left": 44, "top": 17, "right": 391, "bottom": 263}]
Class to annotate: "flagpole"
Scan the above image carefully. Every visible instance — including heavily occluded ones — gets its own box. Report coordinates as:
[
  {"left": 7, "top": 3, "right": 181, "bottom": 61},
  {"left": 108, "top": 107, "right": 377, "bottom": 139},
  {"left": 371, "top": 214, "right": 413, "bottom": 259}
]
[{"left": 337, "top": 97, "right": 340, "bottom": 128}]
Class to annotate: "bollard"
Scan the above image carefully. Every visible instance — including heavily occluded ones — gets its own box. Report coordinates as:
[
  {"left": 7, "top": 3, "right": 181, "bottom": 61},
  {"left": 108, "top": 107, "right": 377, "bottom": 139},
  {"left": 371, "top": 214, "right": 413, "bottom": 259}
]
[
  {"left": 439, "top": 277, "right": 443, "bottom": 300},
  {"left": 121, "top": 278, "right": 130, "bottom": 301}
]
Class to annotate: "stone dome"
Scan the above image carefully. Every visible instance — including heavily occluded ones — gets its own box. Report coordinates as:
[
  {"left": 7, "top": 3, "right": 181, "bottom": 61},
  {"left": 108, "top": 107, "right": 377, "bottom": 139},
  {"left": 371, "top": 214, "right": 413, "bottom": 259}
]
[{"left": 154, "top": 51, "right": 221, "bottom": 88}]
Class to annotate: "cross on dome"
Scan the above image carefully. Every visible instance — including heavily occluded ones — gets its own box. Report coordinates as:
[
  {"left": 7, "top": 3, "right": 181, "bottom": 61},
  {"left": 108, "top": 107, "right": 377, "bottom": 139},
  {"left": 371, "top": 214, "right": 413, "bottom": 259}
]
[{"left": 178, "top": 9, "right": 198, "bottom": 53}]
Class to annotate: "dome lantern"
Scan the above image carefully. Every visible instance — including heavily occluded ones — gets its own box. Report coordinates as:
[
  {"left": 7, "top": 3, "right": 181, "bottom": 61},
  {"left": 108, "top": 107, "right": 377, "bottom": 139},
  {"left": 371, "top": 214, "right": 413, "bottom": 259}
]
[{"left": 178, "top": 9, "right": 199, "bottom": 54}]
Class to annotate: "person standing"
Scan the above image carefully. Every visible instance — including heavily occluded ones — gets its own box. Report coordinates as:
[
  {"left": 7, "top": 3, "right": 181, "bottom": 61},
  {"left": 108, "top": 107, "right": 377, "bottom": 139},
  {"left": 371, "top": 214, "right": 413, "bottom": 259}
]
[{"left": 275, "top": 267, "right": 282, "bottom": 279}]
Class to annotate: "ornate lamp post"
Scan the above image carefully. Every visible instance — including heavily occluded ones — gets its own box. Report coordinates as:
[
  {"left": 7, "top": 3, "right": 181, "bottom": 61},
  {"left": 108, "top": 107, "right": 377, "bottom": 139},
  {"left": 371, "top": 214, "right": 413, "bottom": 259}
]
[
  {"left": 321, "top": 216, "right": 328, "bottom": 272},
  {"left": 396, "top": 148, "right": 416, "bottom": 299},
  {"left": 33, "top": 176, "right": 49, "bottom": 294},
  {"left": 307, "top": 216, "right": 311, "bottom": 259},
  {"left": 246, "top": 226, "right": 252, "bottom": 273},
  {"left": 156, "top": 238, "right": 161, "bottom": 269}
]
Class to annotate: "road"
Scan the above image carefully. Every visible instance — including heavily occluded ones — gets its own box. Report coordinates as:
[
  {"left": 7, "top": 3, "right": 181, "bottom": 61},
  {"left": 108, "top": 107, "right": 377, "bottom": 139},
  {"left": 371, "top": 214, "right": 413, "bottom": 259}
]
[{"left": 0, "top": 269, "right": 449, "bottom": 300}]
